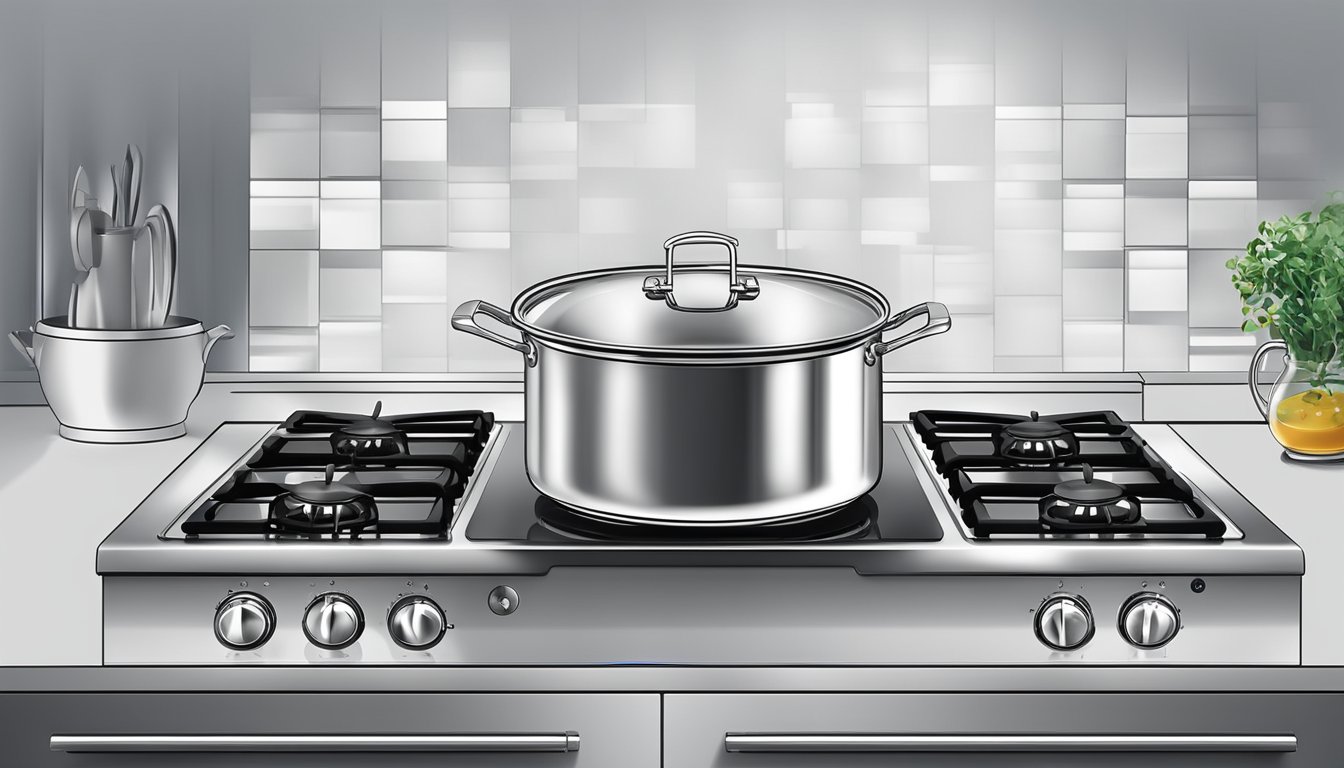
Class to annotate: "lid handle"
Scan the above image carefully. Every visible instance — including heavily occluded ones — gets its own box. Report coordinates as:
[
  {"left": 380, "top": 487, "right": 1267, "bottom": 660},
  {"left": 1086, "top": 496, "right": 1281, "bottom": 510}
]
[{"left": 643, "top": 231, "right": 760, "bottom": 312}]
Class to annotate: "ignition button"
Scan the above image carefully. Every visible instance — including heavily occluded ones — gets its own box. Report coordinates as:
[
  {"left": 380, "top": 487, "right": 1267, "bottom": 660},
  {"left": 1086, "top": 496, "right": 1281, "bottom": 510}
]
[{"left": 488, "top": 585, "right": 520, "bottom": 615}]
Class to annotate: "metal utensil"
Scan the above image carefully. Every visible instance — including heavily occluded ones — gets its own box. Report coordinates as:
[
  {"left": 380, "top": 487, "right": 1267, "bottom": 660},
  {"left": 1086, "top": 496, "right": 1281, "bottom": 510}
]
[
  {"left": 126, "top": 145, "right": 142, "bottom": 226},
  {"left": 67, "top": 282, "right": 79, "bottom": 328},
  {"left": 70, "top": 166, "right": 93, "bottom": 212},
  {"left": 72, "top": 269, "right": 102, "bottom": 329},
  {"left": 110, "top": 164, "right": 121, "bottom": 226},
  {"left": 70, "top": 207, "right": 98, "bottom": 272},
  {"left": 139, "top": 204, "right": 176, "bottom": 328},
  {"left": 90, "top": 230, "right": 136, "bottom": 329}
]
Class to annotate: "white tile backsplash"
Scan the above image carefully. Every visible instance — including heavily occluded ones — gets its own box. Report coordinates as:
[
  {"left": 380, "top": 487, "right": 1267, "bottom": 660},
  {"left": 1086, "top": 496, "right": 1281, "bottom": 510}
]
[{"left": 241, "top": 0, "right": 1321, "bottom": 374}]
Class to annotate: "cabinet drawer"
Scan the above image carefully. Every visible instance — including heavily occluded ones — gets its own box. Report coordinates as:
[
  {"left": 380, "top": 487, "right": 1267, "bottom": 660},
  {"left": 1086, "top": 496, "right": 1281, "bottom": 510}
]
[
  {"left": 2, "top": 693, "right": 657, "bottom": 768},
  {"left": 666, "top": 693, "right": 1341, "bottom": 767}
]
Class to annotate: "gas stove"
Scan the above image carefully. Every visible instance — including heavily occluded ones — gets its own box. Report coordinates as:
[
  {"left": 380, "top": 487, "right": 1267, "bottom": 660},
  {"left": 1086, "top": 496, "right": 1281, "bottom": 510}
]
[
  {"left": 910, "top": 410, "right": 1233, "bottom": 540},
  {"left": 99, "top": 405, "right": 1302, "bottom": 666}
]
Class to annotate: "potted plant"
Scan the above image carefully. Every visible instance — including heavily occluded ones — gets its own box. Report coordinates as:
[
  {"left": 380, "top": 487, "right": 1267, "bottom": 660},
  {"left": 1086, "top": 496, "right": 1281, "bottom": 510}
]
[{"left": 1229, "top": 199, "right": 1344, "bottom": 460}]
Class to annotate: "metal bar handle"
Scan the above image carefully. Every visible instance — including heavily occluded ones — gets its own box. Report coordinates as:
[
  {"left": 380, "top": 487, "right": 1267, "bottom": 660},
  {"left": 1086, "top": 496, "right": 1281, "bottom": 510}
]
[
  {"left": 52, "top": 732, "right": 581, "bottom": 753},
  {"left": 865, "top": 301, "right": 952, "bottom": 365},
  {"left": 724, "top": 733, "right": 1296, "bottom": 753},
  {"left": 451, "top": 299, "right": 537, "bottom": 367},
  {"left": 644, "top": 230, "right": 759, "bottom": 312},
  {"left": 1247, "top": 339, "right": 1289, "bottom": 418}
]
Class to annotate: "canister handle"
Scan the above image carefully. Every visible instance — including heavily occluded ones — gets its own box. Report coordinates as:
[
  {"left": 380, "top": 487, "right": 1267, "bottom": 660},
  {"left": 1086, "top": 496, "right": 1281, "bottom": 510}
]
[
  {"left": 8, "top": 329, "right": 35, "bottom": 367},
  {"left": 865, "top": 302, "right": 951, "bottom": 365},
  {"left": 643, "top": 231, "right": 760, "bottom": 312},
  {"left": 451, "top": 300, "right": 538, "bottom": 367},
  {"left": 1247, "top": 339, "right": 1289, "bottom": 418}
]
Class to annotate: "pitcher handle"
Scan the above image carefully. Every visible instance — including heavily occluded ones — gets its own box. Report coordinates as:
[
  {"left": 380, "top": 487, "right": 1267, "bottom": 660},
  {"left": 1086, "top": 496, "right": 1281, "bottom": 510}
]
[
  {"left": 8, "top": 329, "right": 35, "bottom": 368},
  {"left": 1247, "top": 340, "right": 1289, "bottom": 418}
]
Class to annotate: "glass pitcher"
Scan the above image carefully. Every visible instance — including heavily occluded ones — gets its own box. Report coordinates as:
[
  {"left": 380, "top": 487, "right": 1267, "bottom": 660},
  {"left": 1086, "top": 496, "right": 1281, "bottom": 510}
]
[{"left": 1248, "top": 340, "right": 1344, "bottom": 460}]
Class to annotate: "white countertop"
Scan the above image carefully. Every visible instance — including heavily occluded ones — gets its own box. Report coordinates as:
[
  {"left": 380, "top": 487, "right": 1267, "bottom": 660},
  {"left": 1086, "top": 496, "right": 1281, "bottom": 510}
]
[
  {"left": 1171, "top": 423, "right": 1344, "bottom": 666},
  {"left": 0, "top": 384, "right": 1337, "bottom": 666}
]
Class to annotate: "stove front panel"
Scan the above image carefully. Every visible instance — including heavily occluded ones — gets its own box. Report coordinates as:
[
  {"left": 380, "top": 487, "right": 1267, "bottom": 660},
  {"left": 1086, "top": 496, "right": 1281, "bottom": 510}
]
[{"left": 103, "top": 568, "right": 1299, "bottom": 665}]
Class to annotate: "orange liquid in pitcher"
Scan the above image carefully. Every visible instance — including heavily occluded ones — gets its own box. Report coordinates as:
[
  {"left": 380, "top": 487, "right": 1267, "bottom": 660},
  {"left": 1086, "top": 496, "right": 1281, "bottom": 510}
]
[{"left": 1271, "top": 389, "right": 1344, "bottom": 454}]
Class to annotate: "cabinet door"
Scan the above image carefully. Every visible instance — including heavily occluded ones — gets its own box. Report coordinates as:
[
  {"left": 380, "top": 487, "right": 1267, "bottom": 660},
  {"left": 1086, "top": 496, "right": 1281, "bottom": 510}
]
[
  {"left": 6, "top": 692, "right": 657, "bottom": 768},
  {"left": 665, "top": 693, "right": 1342, "bottom": 767}
]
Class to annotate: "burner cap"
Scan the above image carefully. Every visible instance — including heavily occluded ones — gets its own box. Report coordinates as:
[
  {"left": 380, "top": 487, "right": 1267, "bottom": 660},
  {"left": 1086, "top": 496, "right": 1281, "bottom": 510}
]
[
  {"left": 270, "top": 464, "right": 379, "bottom": 537},
  {"left": 289, "top": 464, "right": 366, "bottom": 505},
  {"left": 331, "top": 401, "right": 410, "bottom": 457},
  {"left": 1040, "top": 464, "right": 1141, "bottom": 529},
  {"left": 1004, "top": 411, "right": 1069, "bottom": 441},
  {"left": 1051, "top": 464, "right": 1126, "bottom": 505},
  {"left": 999, "top": 411, "right": 1079, "bottom": 463}
]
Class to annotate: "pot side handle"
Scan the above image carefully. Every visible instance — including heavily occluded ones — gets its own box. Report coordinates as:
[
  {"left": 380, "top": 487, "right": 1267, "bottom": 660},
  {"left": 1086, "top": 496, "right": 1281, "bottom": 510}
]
[
  {"left": 452, "top": 300, "right": 537, "bottom": 367},
  {"left": 9, "top": 329, "right": 35, "bottom": 368},
  {"left": 202, "top": 325, "right": 235, "bottom": 364},
  {"left": 1247, "top": 339, "right": 1288, "bottom": 419},
  {"left": 865, "top": 302, "right": 951, "bottom": 365}
]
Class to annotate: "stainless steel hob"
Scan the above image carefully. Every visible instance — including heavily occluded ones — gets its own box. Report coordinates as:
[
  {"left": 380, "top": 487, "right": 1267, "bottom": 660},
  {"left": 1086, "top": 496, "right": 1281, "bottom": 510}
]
[{"left": 99, "top": 407, "right": 1303, "bottom": 666}]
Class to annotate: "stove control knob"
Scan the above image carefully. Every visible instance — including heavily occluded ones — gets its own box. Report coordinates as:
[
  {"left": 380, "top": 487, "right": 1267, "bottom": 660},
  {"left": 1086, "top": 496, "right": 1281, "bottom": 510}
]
[
  {"left": 388, "top": 595, "right": 448, "bottom": 650},
  {"left": 214, "top": 593, "right": 275, "bottom": 651},
  {"left": 1119, "top": 593, "right": 1180, "bottom": 649},
  {"left": 1034, "top": 593, "right": 1094, "bottom": 651},
  {"left": 303, "top": 593, "right": 365, "bottom": 650}
]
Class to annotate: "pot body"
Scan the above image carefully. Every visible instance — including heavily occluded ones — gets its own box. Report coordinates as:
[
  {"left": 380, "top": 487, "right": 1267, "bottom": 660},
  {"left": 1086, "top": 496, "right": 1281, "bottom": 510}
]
[
  {"left": 10, "top": 317, "right": 233, "bottom": 443},
  {"left": 524, "top": 339, "right": 881, "bottom": 525}
]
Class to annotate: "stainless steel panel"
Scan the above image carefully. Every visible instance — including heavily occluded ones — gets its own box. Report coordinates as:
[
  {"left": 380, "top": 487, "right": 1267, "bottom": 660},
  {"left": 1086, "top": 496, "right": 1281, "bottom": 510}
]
[
  {"left": 669, "top": 694, "right": 1338, "bottom": 767},
  {"left": 3, "top": 693, "right": 654, "bottom": 768},
  {"left": 102, "top": 568, "right": 1298, "bottom": 665}
]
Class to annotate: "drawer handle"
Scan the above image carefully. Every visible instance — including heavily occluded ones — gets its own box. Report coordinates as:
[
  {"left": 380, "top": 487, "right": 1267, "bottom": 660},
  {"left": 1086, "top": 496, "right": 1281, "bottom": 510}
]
[
  {"left": 724, "top": 733, "right": 1296, "bottom": 753},
  {"left": 51, "top": 732, "right": 580, "bottom": 753}
]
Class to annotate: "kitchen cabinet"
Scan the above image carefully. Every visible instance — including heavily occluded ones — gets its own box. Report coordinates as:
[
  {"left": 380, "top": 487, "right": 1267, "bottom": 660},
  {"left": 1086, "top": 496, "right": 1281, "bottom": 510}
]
[
  {"left": 665, "top": 693, "right": 1343, "bottom": 767},
  {"left": 2, "top": 692, "right": 657, "bottom": 767}
]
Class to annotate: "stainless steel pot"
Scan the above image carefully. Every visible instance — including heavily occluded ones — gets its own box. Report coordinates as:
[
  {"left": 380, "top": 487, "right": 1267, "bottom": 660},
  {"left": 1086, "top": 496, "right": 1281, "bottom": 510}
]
[
  {"left": 453, "top": 231, "right": 950, "bottom": 526},
  {"left": 9, "top": 316, "right": 232, "bottom": 443}
]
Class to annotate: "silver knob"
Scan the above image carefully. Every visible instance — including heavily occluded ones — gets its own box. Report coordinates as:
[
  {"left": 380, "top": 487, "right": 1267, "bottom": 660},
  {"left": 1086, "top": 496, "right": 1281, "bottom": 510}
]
[
  {"left": 302, "top": 593, "right": 365, "bottom": 650},
  {"left": 388, "top": 595, "right": 448, "bottom": 650},
  {"left": 214, "top": 593, "right": 275, "bottom": 651},
  {"left": 1034, "top": 593, "right": 1094, "bottom": 651},
  {"left": 1119, "top": 592, "right": 1180, "bottom": 649}
]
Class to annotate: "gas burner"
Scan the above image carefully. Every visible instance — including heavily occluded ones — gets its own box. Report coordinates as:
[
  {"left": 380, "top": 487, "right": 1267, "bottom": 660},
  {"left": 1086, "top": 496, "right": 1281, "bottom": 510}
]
[
  {"left": 1040, "top": 464, "right": 1141, "bottom": 531},
  {"left": 999, "top": 411, "right": 1079, "bottom": 463},
  {"left": 268, "top": 464, "right": 378, "bottom": 538},
  {"left": 330, "top": 401, "right": 410, "bottom": 458},
  {"left": 534, "top": 495, "right": 875, "bottom": 542},
  {"left": 910, "top": 409, "right": 1227, "bottom": 539}
]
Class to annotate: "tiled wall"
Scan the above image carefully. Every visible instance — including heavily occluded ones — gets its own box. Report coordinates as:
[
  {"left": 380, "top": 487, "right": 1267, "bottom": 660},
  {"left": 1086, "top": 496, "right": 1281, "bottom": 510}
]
[{"left": 247, "top": 0, "right": 1327, "bottom": 373}]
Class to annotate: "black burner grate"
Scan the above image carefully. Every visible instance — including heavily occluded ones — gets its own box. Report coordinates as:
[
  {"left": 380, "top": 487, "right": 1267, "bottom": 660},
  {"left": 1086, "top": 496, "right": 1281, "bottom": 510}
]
[
  {"left": 180, "top": 409, "right": 494, "bottom": 540},
  {"left": 911, "top": 410, "right": 1226, "bottom": 539}
]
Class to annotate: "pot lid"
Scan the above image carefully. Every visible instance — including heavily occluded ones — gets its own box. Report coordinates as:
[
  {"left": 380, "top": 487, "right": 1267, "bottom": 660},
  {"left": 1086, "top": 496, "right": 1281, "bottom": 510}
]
[
  {"left": 514, "top": 266, "right": 889, "bottom": 357},
  {"left": 510, "top": 232, "right": 892, "bottom": 358}
]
